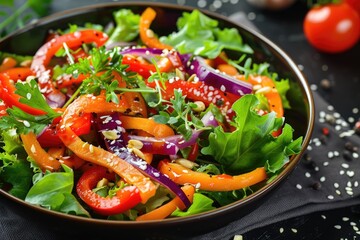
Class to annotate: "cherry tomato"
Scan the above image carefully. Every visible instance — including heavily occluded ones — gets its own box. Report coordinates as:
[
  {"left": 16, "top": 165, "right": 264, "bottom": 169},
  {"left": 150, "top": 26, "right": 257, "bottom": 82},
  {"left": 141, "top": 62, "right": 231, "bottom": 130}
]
[
  {"left": 303, "top": 2, "right": 360, "bottom": 53},
  {"left": 345, "top": 0, "right": 360, "bottom": 15}
]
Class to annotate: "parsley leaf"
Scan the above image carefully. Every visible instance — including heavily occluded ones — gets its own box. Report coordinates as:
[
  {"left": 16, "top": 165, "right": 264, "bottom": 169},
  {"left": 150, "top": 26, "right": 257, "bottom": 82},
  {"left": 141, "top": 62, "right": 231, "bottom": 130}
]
[
  {"left": 0, "top": 79, "right": 61, "bottom": 134},
  {"left": 65, "top": 46, "right": 140, "bottom": 104}
]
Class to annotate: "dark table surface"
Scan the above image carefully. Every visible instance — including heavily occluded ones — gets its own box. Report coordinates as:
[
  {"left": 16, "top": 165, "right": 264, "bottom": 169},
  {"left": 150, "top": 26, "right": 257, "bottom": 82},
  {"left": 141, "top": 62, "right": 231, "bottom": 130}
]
[{"left": 1, "top": 0, "right": 360, "bottom": 239}]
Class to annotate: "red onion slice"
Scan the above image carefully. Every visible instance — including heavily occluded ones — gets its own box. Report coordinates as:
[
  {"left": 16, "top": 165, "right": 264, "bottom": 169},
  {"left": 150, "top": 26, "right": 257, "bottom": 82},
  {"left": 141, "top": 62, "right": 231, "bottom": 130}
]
[
  {"left": 180, "top": 54, "right": 253, "bottom": 96},
  {"left": 97, "top": 113, "right": 191, "bottom": 208}
]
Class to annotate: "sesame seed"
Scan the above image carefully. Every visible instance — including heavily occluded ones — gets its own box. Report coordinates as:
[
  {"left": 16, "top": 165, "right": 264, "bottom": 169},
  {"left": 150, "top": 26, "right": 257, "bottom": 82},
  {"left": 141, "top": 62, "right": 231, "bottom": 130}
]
[
  {"left": 336, "top": 189, "right": 341, "bottom": 195},
  {"left": 327, "top": 195, "right": 334, "bottom": 200},
  {"left": 334, "top": 225, "right": 341, "bottom": 230},
  {"left": 341, "top": 163, "right": 350, "bottom": 169},
  {"left": 321, "top": 215, "right": 326, "bottom": 219},
  {"left": 279, "top": 227, "right": 284, "bottom": 233},
  {"left": 323, "top": 161, "right": 329, "bottom": 166},
  {"left": 305, "top": 172, "right": 311, "bottom": 178},
  {"left": 342, "top": 217, "right": 349, "bottom": 221},
  {"left": 23, "top": 120, "right": 30, "bottom": 127},
  {"left": 340, "top": 170, "right": 345, "bottom": 175},
  {"left": 30, "top": 144, "right": 36, "bottom": 154},
  {"left": 353, "top": 152, "right": 359, "bottom": 159},
  {"left": 320, "top": 176, "right": 326, "bottom": 182},
  {"left": 334, "top": 183, "right": 340, "bottom": 188},
  {"left": 291, "top": 228, "right": 298, "bottom": 233},
  {"left": 354, "top": 226, "right": 359, "bottom": 231},
  {"left": 296, "top": 184, "right": 302, "bottom": 190}
]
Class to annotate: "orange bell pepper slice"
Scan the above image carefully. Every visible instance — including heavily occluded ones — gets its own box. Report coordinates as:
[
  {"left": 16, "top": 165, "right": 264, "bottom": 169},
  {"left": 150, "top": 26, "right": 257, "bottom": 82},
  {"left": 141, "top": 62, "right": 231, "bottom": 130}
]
[
  {"left": 20, "top": 132, "right": 61, "bottom": 172},
  {"left": 136, "top": 185, "right": 195, "bottom": 221},
  {"left": 139, "top": 7, "right": 173, "bottom": 50},
  {"left": 57, "top": 93, "right": 157, "bottom": 203},
  {"left": 119, "top": 115, "right": 174, "bottom": 138},
  {"left": 237, "top": 74, "right": 284, "bottom": 118},
  {"left": 158, "top": 161, "right": 267, "bottom": 192}
]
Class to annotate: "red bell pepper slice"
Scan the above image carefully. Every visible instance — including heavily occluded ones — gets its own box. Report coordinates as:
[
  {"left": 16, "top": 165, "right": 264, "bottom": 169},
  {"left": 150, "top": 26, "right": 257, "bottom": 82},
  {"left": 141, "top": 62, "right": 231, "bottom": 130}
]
[
  {"left": 76, "top": 166, "right": 141, "bottom": 215},
  {"left": 0, "top": 68, "right": 46, "bottom": 115},
  {"left": 31, "top": 29, "right": 108, "bottom": 95},
  {"left": 37, "top": 112, "right": 92, "bottom": 148},
  {"left": 147, "top": 78, "right": 236, "bottom": 110}
]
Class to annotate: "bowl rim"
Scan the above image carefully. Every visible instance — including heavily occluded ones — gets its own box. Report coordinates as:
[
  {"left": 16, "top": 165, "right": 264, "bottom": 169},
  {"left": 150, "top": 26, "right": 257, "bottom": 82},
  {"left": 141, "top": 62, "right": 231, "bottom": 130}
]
[{"left": 0, "top": 1, "right": 315, "bottom": 227}]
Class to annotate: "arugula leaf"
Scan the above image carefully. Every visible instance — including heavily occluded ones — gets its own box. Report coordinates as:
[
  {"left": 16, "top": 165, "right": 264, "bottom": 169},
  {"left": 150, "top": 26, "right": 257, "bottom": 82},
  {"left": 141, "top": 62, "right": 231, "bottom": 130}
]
[
  {"left": 201, "top": 188, "right": 250, "bottom": 207},
  {"left": 160, "top": 10, "right": 253, "bottom": 59},
  {"left": 0, "top": 152, "right": 32, "bottom": 199},
  {"left": 25, "top": 164, "right": 90, "bottom": 217},
  {"left": 106, "top": 9, "right": 140, "bottom": 46},
  {"left": 0, "top": 79, "right": 61, "bottom": 134},
  {"left": 171, "top": 193, "right": 215, "bottom": 217},
  {"left": 201, "top": 94, "right": 302, "bottom": 174}
]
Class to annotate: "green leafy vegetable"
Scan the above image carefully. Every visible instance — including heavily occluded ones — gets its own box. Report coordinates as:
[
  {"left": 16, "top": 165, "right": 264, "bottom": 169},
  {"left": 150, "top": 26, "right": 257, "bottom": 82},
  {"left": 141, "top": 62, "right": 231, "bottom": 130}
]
[
  {"left": 65, "top": 46, "right": 140, "bottom": 104},
  {"left": 171, "top": 193, "right": 215, "bottom": 217},
  {"left": 160, "top": 10, "right": 253, "bottom": 59},
  {"left": 0, "top": 79, "right": 61, "bottom": 134},
  {"left": 25, "top": 164, "right": 90, "bottom": 217},
  {"left": 201, "top": 94, "right": 302, "bottom": 174},
  {"left": 107, "top": 9, "right": 140, "bottom": 45},
  {"left": 0, "top": 152, "right": 32, "bottom": 199}
]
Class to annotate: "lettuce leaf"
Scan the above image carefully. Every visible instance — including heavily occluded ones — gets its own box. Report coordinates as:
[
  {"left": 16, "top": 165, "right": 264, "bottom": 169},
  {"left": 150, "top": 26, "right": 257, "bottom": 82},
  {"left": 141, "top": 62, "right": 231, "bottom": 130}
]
[
  {"left": 171, "top": 193, "right": 215, "bottom": 217},
  {"left": 201, "top": 94, "right": 302, "bottom": 174},
  {"left": 25, "top": 164, "right": 90, "bottom": 217},
  {"left": 0, "top": 152, "right": 32, "bottom": 199},
  {"left": 106, "top": 9, "right": 140, "bottom": 46},
  {"left": 160, "top": 10, "right": 253, "bottom": 59}
]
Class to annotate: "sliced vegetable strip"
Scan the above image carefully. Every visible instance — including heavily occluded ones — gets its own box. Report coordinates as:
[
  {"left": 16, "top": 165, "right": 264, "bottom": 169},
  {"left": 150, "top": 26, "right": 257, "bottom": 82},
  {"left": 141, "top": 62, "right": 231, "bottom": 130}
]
[
  {"left": 57, "top": 93, "right": 157, "bottom": 203},
  {"left": 158, "top": 161, "right": 267, "bottom": 191},
  {"left": 31, "top": 30, "right": 108, "bottom": 94},
  {"left": 136, "top": 185, "right": 195, "bottom": 221},
  {"left": 237, "top": 75, "right": 284, "bottom": 117},
  {"left": 0, "top": 68, "right": 46, "bottom": 115},
  {"left": 139, "top": 7, "right": 173, "bottom": 50},
  {"left": 20, "top": 132, "right": 61, "bottom": 171},
  {"left": 119, "top": 115, "right": 174, "bottom": 138},
  {"left": 76, "top": 166, "right": 142, "bottom": 215}
]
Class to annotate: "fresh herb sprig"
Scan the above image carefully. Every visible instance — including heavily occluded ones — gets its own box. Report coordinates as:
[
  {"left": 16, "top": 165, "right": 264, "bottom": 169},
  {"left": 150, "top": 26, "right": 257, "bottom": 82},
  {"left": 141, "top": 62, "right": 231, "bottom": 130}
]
[
  {"left": 153, "top": 90, "right": 209, "bottom": 140},
  {"left": 0, "top": 79, "right": 61, "bottom": 134},
  {"left": 65, "top": 46, "right": 156, "bottom": 105}
]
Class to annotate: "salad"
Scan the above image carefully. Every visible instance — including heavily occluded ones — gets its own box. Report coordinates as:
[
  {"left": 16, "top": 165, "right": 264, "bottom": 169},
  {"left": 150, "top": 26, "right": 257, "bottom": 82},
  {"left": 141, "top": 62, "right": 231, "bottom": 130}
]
[{"left": 0, "top": 7, "right": 303, "bottom": 220}]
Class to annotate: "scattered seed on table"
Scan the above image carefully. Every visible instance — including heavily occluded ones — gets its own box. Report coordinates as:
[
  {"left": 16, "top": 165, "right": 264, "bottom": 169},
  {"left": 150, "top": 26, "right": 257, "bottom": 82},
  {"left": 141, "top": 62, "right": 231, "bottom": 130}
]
[
  {"left": 347, "top": 171, "right": 355, "bottom": 178},
  {"left": 353, "top": 152, "right": 359, "bottom": 159},
  {"left": 334, "top": 183, "right": 340, "bottom": 188},
  {"left": 323, "top": 161, "right": 329, "bottom": 166},
  {"left": 296, "top": 184, "right": 302, "bottom": 190},
  {"left": 279, "top": 227, "right": 284, "bottom": 233},
  {"left": 320, "top": 78, "right": 332, "bottom": 90},
  {"left": 354, "top": 181, "right": 359, "bottom": 187},
  {"left": 353, "top": 108, "right": 359, "bottom": 114},
  {"left": 321, "top": 215, "right": 327, "bottom": 219},
  {"left": 328, "top": 105, "right": 334, "bottom": 111},
  {"left": 336, "top": 189, "right": 341, "bottom": 195},
  {"left": 328, "top": 151, "right": 334, "bottom": 159},
  {"left": 320, "top": 176, "right": 326, "bottom": 182},
  {"left": 334, "top": 225, "right": 341, "bottom": 230},
  {"left": 341, "top": 163, "right": 350, "bottom": 169},
  {"left": 347, "top": 181, "right": 352, "bottom": 188},
  {"left": 342, "top": 217, "right": 349, "bottom": 222},
  {"left": 291, "top": 228, "right": 298, "bottom": 233},
  {"left": 327, "top": 195, "right": 334, "bottom": 200},
  {"left": 305, "top": 172, "right": 311, "bottom": 178},
  {"left": 340, "top": 170, "right": 345, "bottom": 175}
]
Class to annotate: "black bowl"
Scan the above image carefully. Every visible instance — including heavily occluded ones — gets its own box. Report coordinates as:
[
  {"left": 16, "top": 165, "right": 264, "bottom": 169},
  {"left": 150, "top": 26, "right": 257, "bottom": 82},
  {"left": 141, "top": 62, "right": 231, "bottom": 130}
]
[{"left": 0, "top": 2, "right": 314, "bottom": 239}]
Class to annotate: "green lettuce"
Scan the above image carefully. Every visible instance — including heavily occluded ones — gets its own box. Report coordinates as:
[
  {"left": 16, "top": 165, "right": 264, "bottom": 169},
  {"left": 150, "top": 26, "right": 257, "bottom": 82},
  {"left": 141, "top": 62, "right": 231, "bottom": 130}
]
[
  {"left": 201, "top": 94, "right": 302, "bottom": 174},
  {"left": 160, "top": 10, "right": 253, "bottom": 59},
  {"left": 171, "top": 193, "right": 215, "bottom": 217},
  {"left": 106, "top": 9, "right": 140, "bottom": 46},
  {"left": 25, "top": 164, "right": 90, "bottom": 217}
]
